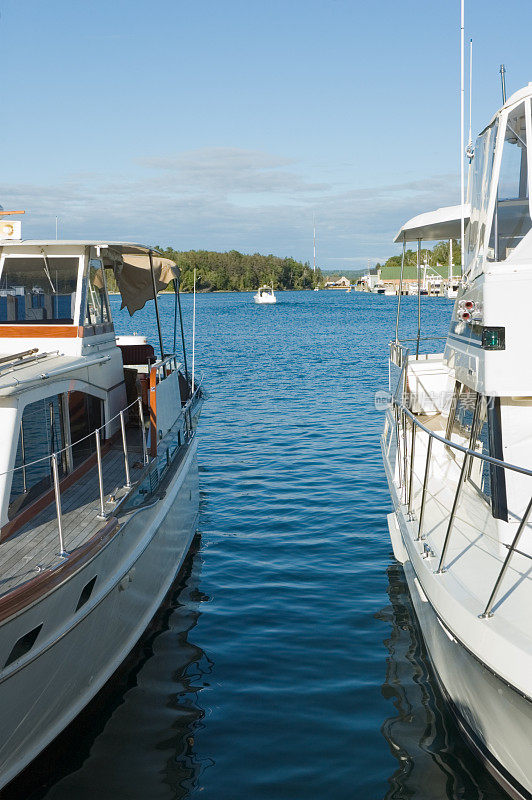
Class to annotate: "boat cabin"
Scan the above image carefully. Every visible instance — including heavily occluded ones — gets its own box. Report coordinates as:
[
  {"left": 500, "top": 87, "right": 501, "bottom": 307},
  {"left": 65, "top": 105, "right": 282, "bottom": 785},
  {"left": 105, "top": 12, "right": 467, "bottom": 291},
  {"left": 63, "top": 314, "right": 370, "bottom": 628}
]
[
  {"left": 0, "top": 239, "right": 191, "bottom": 534},
  {"left": 392, "top": 83, "right": 532, "bottom": 541}
]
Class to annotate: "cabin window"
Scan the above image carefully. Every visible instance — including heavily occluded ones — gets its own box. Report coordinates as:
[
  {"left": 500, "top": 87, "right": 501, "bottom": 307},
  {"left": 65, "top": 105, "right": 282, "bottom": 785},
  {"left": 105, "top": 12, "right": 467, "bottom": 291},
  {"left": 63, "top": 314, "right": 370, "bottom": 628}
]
[
  {"left": 76, "top": 576, "right": 97, "bottom": 611},
  {"left": 0, "top": 257, "right": 78, "bottom": 323},
  {"left": 488, "top": 101, "right": 530, "bottom": 261},
  {"left": 9, "top": 395, "right": 68, "bottom": 518},
  {"left": 4, "top": 624, "right": 43, "bottom": 668},
  {"left": 467, "top": 395, "right": 508, "bottom": 521},
  {"left": 84, "top": 259, "right": 111, "bottom": 326},
  {"left": 68, "top": 391, "right": 103, "bottom": 467},
  {"left": 445, "top": 384, "right": 507, "bottom": 520}
]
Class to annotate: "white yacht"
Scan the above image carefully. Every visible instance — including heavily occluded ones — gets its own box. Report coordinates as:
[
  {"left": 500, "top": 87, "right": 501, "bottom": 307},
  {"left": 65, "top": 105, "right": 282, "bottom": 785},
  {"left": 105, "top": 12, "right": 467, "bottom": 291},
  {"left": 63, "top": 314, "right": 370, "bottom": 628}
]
[
  {"left": 0, "top": 234, "right": 203, "bottom": 789},
  {"left": 253, "top": 285, "right": 276, "bottom": 304},
  {"left": 382, "top": 84, "right": 532, "bottom": 798}
]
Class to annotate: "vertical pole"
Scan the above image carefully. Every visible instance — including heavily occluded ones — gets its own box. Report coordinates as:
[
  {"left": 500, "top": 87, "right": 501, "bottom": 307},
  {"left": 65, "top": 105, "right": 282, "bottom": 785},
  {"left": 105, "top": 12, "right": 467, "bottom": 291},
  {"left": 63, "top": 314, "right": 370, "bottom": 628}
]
[
  {"left": 149, "top": 250, "right": 165, "bottom": 360},
  {"left": 173, "top": 278, "right": 178, "bottom": 354},
  {"left": 95, "top": 429, "right": 107, "bottom": 519},
  {"left": 402, "top": 410, "right": 409, "bottom": 504},
  {"left": 51, "top": 453, "right": 67, "bottom": 556},
  {"left": 437, "top": 452, "right": 470, "bottom": 573},
  {"left": 192, "top": 267, "right": 197, "bottom": 394},
  {"left": 449, "top": 238, "right": 453, "bottom": 285},
  {"left": 138, "top": 397, "right": 148, "bottom": 464},
  {"left": 174, "top": 279, "right": 189, "bottom": 383},
  {"left": 396, "top": 407, "right": 403, "bottom": 489},
  {"left": 460, "top": 0, "right": 465, "bottom": 277},
  {"left": 468, "top": 39, "right": 473, "bottom": 152},
  {"left": 417, "top": 435, "right": 433, "bottom": 540},
  {"left": 120, "top": 410, "right": 132, "bottom": 488},
  {"left": 408, "top": 421, "right": 416, "bottom": 516},
  {"left": 395, "top": 236, "right": 406, "bottom": 343},
  {"left": 481, "top": 490, "right": 532, "bottom": 618},
  {"left": 20, "top": 419, "right": 27, "bottom": 494},
  {"left": 416, "top": 239, "right": 421, "bottom": 359},
  {"left": 55, "top": 216, "right": 59, "bottom": 240},
  {"left": 313, "top": 214, "right": 316, "bottom": 272},
  {"left": 499, "top": 64, "right": 507, "bottom": 104}
]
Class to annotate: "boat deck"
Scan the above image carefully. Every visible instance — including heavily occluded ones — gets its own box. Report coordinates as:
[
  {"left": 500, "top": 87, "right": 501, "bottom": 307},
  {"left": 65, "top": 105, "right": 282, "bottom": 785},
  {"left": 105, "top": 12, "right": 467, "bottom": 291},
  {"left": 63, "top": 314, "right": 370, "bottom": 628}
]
[{"left": 0, "top": 443, "right": 144, "bottom": 598}]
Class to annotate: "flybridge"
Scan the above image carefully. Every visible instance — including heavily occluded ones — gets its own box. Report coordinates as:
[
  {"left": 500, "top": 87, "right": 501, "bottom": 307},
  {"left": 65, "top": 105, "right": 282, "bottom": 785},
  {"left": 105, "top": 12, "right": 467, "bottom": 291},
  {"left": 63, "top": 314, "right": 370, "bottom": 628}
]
[{"left": 0, "top": 240, "right": 180, "bottom": 361}]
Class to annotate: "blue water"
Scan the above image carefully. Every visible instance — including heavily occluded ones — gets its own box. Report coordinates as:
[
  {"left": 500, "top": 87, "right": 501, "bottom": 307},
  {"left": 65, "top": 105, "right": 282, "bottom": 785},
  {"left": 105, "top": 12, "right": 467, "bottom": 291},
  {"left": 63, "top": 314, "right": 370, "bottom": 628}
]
[{"left": 20, "top": 291, "right": 508, "bottom": 799}]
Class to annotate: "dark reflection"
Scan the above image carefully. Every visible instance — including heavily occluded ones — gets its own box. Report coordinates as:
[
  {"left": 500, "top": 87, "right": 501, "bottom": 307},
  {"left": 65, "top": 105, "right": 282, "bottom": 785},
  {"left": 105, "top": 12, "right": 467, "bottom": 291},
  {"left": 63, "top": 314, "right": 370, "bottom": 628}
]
[
  {"left": 376, "top": 562, "right": 507, "bottom": 800},
  {"left": 2, "top": 533, "right": 212, "bottom": 800}
]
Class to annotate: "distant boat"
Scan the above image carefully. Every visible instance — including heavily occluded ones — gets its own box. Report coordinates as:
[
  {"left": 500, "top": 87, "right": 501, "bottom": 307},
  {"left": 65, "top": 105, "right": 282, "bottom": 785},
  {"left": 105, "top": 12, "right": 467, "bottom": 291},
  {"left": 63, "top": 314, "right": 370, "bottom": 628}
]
[
  {"left": 254, "top": 285, "right": 276, "bottom": 304},
  {"left": 314, "top": 287, "right": 319, "bottom": 292}
]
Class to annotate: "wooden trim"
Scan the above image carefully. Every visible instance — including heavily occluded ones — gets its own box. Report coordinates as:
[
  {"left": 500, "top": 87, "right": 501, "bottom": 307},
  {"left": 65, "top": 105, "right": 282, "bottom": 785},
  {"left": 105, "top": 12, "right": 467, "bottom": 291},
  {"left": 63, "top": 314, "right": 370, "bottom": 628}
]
[
  {"left": 0, "top": 517, "right": 119, "bottom": 624},
  {"left": 0, "top": 325, "right": 78, "bottom": 338},
  {"left": 0, "top": 322, "right": 115, "bottom": 340},
  {"left": 1, "top": 438, "right": 115, "bottom": 543},
  {"left": 149, "top": 364, "right": 157, "bottom": 457}
]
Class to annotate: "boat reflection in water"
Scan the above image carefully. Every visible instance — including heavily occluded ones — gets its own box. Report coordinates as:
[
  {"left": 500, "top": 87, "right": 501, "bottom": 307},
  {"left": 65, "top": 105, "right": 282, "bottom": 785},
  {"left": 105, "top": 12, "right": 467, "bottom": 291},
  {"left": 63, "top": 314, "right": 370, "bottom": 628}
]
[
  {"left": 2, "top": 535, "right": 212, "bottom": 800},
  {"left": 378, "top": 563, "right": 507, "bottom": 800}
]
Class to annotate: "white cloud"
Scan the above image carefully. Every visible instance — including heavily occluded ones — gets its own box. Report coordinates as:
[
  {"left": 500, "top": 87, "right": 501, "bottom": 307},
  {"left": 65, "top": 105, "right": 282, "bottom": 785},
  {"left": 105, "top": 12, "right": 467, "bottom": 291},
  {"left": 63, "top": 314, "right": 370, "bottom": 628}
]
[{"left": 0, "top": 148, "right": 459, "bottom": 267}]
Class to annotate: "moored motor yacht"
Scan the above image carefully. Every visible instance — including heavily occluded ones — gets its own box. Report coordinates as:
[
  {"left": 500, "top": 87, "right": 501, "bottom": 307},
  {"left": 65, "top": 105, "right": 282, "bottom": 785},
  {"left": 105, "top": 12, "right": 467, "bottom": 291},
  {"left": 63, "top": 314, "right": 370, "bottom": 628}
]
[
  {"left": 382, "top": 83, "right": 532, "bottom": 799},
  {"left": 253, "top": 285, "right": 276, "bottom": 304},
  {"left": 0, "top": 234, "right": 203, "bottom": 789}
]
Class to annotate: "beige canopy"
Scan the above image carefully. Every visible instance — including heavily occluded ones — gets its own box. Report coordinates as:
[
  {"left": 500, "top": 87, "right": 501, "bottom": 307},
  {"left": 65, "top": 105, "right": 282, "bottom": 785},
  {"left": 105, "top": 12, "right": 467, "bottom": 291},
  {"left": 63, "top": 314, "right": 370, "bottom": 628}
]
[
  {"left": 113, "top": 254, "right": 179, "bottom": 315},
  {"left": 99, "top": 247, "right": 179, "bottom": 315}
]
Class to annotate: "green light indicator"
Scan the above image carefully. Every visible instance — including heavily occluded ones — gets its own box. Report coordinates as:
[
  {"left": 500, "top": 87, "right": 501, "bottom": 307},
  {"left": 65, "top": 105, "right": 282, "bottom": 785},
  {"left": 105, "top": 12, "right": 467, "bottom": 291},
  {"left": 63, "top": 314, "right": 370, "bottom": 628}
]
[{"left": 482, "top": 327, "right": 505, "bottom": 351}]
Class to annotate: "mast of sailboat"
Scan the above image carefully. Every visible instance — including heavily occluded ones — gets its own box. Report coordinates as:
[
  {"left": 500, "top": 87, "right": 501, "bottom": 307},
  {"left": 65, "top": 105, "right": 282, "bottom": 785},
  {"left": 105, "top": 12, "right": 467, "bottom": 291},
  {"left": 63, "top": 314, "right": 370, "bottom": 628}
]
[
  {"left": 313, "top": 215, "right": 316, "bottom": 272},
  {"left": 460, "top": 0, "right": 465, "bottom": 277}
]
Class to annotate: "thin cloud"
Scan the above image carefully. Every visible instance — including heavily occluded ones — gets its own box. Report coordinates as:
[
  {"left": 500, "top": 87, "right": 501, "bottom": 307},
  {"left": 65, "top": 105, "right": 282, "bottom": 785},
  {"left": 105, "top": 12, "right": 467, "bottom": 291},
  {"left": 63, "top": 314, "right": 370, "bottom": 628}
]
[{"left": 0, "top": 151, "right": 459, "bottom": 266}]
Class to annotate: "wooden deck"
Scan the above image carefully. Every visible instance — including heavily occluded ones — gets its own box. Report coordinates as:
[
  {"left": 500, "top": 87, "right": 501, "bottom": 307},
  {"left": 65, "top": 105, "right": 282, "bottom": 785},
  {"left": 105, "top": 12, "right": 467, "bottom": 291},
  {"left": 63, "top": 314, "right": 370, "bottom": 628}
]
[{"left": 0, "top": 444, "right": 144, "bottom": 597}]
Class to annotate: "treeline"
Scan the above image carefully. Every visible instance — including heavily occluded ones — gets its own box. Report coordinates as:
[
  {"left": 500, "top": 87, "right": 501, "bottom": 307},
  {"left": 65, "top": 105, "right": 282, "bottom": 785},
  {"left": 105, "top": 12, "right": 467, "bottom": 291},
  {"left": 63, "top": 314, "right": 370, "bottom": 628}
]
[
  {"left": 376, "top": 239, "right": 461, "bottom": 270},
  {"left": 155, "top": 248, "right": 322, "bottom": 292}
]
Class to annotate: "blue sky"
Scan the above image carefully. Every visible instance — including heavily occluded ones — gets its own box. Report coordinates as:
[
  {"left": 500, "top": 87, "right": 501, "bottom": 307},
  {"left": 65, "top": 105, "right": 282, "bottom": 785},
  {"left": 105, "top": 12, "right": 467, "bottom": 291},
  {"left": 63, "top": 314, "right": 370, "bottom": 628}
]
[{"left": 1, "top": 0, "right": 530, "bottom": 268}]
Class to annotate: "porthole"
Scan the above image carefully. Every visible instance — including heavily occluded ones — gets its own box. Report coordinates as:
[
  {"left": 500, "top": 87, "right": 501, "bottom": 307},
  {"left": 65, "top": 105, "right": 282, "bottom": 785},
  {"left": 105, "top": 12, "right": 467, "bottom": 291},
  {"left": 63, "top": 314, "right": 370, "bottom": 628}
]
[
  {"left": 4, "top": 624, "right": 43, "bottom": 668},
  {"left": 76, "top": 576, "right": 98, "bottom": 611}
]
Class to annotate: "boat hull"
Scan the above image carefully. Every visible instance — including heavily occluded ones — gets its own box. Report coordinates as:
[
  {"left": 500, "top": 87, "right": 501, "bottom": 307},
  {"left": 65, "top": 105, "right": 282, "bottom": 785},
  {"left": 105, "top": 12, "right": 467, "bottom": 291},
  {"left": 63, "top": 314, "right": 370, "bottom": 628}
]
[
  {"left": 401, "top": 555, "right": 532, "bottom": 799},
  {"left": 0, "top": 439, "right": 200, "bottom": 789}
]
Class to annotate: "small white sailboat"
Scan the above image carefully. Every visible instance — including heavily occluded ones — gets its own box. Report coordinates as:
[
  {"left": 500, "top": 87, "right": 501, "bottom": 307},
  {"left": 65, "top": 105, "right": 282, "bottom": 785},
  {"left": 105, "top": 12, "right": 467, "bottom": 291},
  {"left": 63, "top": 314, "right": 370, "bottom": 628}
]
[{"left": 253, "top": 285, "right": 276, "bottom": 304}]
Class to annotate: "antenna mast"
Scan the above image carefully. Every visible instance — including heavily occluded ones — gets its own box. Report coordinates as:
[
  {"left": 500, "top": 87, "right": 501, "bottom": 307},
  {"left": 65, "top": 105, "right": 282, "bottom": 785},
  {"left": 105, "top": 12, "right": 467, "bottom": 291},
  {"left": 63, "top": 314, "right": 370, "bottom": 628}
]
[
  {"left": 313, "top": 215, "right": 316, "bottom": 272},
  {"left": 460, "top": 0, "right": 465, "bottom": 277},
  {"left": 468, "top": 39, "right": 473, "bottom": 153},
  {"left": 500, "top": 64, "right": 507, "bottom": 104}
]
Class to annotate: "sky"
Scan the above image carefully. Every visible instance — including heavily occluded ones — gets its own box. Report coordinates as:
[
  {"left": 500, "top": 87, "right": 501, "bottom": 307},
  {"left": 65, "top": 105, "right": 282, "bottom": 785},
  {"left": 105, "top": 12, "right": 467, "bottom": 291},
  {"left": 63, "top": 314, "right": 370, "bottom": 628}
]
[{"left": 1, "top": 0, "right": 531, "bottom": 269}]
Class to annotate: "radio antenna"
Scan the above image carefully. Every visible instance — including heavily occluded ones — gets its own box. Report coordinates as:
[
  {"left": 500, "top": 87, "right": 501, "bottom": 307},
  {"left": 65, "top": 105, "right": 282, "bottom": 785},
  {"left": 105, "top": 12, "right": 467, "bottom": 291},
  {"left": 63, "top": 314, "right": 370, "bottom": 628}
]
[
  {"left": 460, "top": 0, "right": 465, "bottom": 276},
  {"left": 499, "top": 64, "right": 507, "bottom": 104},
  {"left": 313, "top": 215, "right": 316, "bottom": 273}
]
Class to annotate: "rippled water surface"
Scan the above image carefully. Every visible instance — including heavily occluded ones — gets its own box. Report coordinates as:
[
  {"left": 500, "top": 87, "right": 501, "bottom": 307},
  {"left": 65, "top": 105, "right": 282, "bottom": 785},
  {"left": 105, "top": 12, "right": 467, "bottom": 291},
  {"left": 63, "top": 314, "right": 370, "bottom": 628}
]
[{"left": 17, "top": 291, "right": 508, "bottom": 800}]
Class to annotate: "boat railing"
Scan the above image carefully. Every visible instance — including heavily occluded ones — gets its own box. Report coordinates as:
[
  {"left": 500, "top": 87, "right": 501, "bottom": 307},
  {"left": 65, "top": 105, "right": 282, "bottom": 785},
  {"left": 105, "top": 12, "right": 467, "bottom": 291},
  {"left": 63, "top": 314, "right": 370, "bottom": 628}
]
[
  {"left": 1, "top": 361, "right": 203, "bottom": 562},
  {"left": 385, "top": 341, "right": 532, "bottom": 618}
]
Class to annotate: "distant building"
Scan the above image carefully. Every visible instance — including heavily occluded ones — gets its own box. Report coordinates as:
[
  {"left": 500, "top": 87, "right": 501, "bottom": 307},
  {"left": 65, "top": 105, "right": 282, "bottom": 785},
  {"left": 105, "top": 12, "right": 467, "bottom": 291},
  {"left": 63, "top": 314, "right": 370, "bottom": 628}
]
[
  {"left": 379, "top": 263, "right": 461, "bottom": 288},
  {"left": 324, "top": 275, "right": 351, "bottom": 289}
]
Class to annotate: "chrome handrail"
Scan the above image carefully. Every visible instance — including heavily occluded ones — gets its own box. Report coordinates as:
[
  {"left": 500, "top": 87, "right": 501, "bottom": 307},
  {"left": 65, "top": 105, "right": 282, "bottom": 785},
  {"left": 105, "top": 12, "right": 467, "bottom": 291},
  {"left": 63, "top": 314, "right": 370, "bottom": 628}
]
[
  {"left": 386, "top": 345, "right": 532, "bottom": 618},
  {"left": 1, "top": 359, "right": 203, "bottom": 561}
]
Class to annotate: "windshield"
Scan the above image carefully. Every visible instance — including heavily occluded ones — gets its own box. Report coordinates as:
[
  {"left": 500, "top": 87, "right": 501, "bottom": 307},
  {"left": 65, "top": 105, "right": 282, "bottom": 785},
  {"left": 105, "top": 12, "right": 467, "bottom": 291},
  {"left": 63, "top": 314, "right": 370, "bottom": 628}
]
[
  {"left": 487, "top": 100, "right": 530, "bottom": 260},
  {"left": 0, "top": 256, "right": 79, "bottom": 323},
  {"left": 465, "top": 120, "right": 498, "bottom": 275}
]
